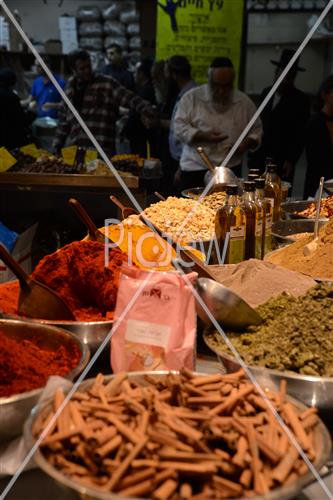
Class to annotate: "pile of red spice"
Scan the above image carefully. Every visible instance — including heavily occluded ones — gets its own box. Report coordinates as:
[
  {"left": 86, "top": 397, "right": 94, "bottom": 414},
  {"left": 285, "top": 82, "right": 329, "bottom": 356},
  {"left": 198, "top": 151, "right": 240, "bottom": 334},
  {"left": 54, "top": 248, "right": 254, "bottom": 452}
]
[
  {"left": 0, "top": 240, "right": 128, "bottom": 322},
  {"left": 0, "top": 330, "right": 81, "bottom": 397}
]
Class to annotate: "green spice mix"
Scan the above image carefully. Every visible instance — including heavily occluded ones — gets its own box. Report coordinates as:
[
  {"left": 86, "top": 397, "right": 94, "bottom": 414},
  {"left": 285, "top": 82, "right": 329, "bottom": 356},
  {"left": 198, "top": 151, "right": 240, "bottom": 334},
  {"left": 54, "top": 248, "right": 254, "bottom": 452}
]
[{"left": 206, "top": 283, "right": 333, "bottom": 377}]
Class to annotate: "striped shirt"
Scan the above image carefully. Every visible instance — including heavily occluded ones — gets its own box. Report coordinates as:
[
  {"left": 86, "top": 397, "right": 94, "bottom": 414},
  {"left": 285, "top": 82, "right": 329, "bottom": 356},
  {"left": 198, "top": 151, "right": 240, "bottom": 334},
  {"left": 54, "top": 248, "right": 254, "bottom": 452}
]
[{"left": 53, "top": 73, "right": 152, "bottom": 156}]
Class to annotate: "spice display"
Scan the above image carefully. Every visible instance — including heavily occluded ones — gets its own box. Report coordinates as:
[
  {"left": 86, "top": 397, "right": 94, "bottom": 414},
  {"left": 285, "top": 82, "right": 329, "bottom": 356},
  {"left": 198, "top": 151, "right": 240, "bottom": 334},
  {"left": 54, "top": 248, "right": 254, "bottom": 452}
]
[
  {"left": 0, "top": 330, "right": 81, "bottom": 397},
  {"left": 10, "top": 152, "right": 76, "bottom": 174},
  {"left": 214, "top": 185, "right": 246, "bottom": 264},
  {"left": 266, "top": 218, "right": 333, "bottom": 279},
  {"left": 205, "top": 283, "right": 333, "bottom": 376},
  {"left": 210, "top": 259, "right": 316, "bottom": 308},
  {"left": 0, "top": 241, "right": 128, "bottom": 321},
  {"left": 200, "top": 192, "right": 226, "bottom": 211},
  {"left": 297, "top": 195, "right": 333, "bottom": 218},
  {"left": 127, "top": 197, "right": 215, "bottom": 242},
  {"left": 33, "top": 370, "right": 320, "bottom": 498}
]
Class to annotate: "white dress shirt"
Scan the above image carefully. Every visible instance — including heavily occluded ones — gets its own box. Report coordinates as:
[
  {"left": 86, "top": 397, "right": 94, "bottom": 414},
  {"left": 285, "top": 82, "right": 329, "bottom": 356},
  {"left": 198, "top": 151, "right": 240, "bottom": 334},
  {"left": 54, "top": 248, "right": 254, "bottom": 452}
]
[{"left": 174, "top": 84, "right": 262, "bottom": 171}]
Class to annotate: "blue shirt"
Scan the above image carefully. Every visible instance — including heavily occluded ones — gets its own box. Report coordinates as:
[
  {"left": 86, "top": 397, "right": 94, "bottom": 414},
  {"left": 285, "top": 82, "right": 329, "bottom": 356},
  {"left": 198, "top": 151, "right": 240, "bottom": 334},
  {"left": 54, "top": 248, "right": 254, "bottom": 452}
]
[
  {"left": 169, "top": 80, "right": 197, "bottom": 161},
  {"left": 31, "top": 75, "right": 66, "bottom": 119}
]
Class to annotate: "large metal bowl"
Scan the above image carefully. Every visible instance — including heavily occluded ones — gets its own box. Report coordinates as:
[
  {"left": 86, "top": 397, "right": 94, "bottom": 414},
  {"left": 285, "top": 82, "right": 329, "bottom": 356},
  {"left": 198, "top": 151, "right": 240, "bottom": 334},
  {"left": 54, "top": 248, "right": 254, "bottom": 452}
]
[
  {"left": 24, "top": 371, "right": 331, "bottom": 500},
  {"left": 282, "top": 200, "right": 329, "bottom": 220},
  {"left": 0, "top": 318, "right": 90, "bottom": 443},
  {"left": 272, "top": 219, "right": 328, "bottom": 245},
  {"left": 18, "top": 317, "right": 113, "bottom": 354},
  {"left": 204, "top": 332, "right": 333, "bottom": 412}
]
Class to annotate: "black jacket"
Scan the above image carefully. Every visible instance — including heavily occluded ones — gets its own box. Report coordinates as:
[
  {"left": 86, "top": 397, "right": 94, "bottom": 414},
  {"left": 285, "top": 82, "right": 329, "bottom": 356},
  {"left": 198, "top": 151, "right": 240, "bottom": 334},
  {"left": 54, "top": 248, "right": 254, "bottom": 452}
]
[
  {"left": 304, "top": 111, "right": 333, "bottom": 198},
  {"left": 0, "top": 87, "right": 28, "bottom": 149},
  {"left": 250, "top": 86, "right": 310, "bottom": 177}
]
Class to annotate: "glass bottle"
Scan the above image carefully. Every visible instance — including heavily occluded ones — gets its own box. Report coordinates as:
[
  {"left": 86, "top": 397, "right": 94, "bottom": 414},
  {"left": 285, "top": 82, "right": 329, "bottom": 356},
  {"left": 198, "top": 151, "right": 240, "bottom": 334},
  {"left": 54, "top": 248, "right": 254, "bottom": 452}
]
[
  {"left": 214, "top": 184, "right": 246, "bottom": 264},
  {"left": 248, "top": 168, "right": 260, "bottom": 178},
  {"left": 265, "top": 165, "right": 281, "bottom": 222},
  {"left": 248, "top": 173, "right": 259, "bottom": 182},
  {"left": 255, "top": 178, "right": 272, "bottom": 257},
  {"left": 241, "top": 181, "right": 257, "bottom": 260}
]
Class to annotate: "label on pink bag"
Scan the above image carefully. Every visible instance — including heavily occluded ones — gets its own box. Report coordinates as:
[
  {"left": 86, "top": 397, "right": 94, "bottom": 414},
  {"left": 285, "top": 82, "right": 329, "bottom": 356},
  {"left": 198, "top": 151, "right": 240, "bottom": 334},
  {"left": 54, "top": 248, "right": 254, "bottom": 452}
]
[{"left": 111, "top": 265, "right": 197, "bottom": 373}]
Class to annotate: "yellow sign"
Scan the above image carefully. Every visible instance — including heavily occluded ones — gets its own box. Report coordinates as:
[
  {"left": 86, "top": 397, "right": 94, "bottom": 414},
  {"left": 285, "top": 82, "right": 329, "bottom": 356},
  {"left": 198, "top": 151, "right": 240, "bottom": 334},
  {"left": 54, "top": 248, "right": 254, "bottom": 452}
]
[
  {"left": 61, "top": 145, "right": 77, "bottom": 166},
  {"left": 20, "top": 143, "right": 40, "bottom": 159},
  {"left": 85, "top": 149, "right": 98, "bottom": 163},
  {"left": 156, "top": 0, "right": 244, "bottom": 83},
  {"left": 0, "top": 147, "right": 17, "bottom": 173}
]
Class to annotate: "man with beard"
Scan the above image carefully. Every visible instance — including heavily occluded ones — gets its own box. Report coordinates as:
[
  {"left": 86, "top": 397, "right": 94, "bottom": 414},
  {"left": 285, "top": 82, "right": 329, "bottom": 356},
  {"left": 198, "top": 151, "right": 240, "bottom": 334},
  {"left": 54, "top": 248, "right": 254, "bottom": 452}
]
[{"left": 174, "top": 57, "right": 262, "bottom": 190}]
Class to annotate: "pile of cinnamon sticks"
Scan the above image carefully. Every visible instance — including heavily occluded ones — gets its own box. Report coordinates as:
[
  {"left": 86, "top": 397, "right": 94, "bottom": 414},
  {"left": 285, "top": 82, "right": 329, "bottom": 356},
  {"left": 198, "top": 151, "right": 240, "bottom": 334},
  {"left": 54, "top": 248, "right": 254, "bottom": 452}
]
[{"left": 33, "top": 369, "right": 319, "bottom": 499}]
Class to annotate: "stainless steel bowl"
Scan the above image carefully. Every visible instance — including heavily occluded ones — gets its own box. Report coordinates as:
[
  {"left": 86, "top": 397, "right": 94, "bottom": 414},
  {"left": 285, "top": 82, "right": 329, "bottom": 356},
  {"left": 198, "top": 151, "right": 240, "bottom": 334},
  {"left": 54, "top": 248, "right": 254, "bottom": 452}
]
[
  {"left": 181, "top": 186, "right": 205, "bottom": 199},
  {"left": 272, "top": 219, "right": 328, "bottom": 245},
  {"left": 324, "top": 179, "right": 333, "bottom": 193},
  {"left": 0, "top": 318, "right": 90, "bottom": 443},
  {"left": 24, "top": 371, "right": 331, "bottom": 500},
  {"left": 282, "top": 200, "right": 329, "bottom": 221},
  {"left": 204, "top": 332, "right": 333, "bottom": 411}
]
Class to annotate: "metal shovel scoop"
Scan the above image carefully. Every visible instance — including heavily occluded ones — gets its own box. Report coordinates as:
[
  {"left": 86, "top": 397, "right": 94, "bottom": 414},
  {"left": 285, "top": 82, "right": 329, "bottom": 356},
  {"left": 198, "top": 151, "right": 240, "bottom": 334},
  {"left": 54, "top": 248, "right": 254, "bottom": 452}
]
[
  {"left": 303, "top": 176, "right": 324, "bottom": 257},
  {"left": 140, "top": 216, "right": 262, "bottom": 330},
  {"left": 0, "top": 244, "right": 74, "bottom": 320},
  {"left": 196, "top": 277, "right": 262, "bottom": 330},
  {"left": 196, "top": 146, "right": 238, "bottom": 192},
  {"left": 110, "top": 195, "right": 138, "bottom": 219}
]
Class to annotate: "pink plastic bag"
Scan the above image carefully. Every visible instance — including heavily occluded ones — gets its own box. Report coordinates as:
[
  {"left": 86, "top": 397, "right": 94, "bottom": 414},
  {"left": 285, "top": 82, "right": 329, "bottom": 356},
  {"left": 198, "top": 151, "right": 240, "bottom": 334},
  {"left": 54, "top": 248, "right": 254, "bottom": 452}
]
[{"left": 111, "top": 265, "right": 197, "bottom": 372}]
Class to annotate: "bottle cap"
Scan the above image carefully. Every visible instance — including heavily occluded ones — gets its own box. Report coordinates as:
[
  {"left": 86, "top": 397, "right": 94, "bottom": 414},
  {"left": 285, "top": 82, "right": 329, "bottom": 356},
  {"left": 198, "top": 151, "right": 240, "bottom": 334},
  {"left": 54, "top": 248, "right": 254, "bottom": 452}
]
[
  {"left": 249, "top": 169, "right": 260, "bottom": 175},
  {"left": 248, "top": 173, "right": 259, "bottom": 181},
  {"left": 243, "top": 181, "right": 256, "bottom": 192},
  {"left": 255, "top": 178, "right": 265, "bottom": 189},
  {"left": 267, "top": 164, "right": 277, "bottom": 173},
  {"left": 226, "top": 184, "right": 238, "bottom": 195}
]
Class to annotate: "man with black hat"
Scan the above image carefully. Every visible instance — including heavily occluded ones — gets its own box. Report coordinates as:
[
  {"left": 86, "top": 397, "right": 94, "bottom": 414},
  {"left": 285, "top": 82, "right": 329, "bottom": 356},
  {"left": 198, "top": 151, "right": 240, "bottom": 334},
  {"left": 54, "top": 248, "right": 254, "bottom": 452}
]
[{"left": 250, "top": 49, "right": 310, "bottom": 183}]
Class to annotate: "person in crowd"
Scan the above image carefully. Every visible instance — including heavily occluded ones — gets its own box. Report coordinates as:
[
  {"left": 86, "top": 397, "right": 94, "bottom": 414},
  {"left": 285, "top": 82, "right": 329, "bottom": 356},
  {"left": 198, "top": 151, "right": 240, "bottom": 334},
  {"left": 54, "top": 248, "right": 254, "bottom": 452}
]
[
  {"left": 174, "top": 57, "right": 262, "bottom": 190},
  {"left": 167, "top": 55, "right": 196, "bottom": 163},
  {"left": 53, "top": 50, "right": 154, "bottom": 157},
  {"left": 102, "top": 43, "right": 135, "bottom": 91},
  {"left": 250, "top": 49, "right": 310, "bottom": 182},
  {"left": 304, "top": 75, "right": 333, "bottom": 198},
  {"left": 151, "top": 60, "right": 168, "bottom": 106},
  {"left": 123, "top": 58, "right": 156, "bottom": 157},
  {"left": 21, "top": 56, "right": 65, "bottom": 119},
  {"left": 0, "top": 68, "right": 29, "bottom": 149}
]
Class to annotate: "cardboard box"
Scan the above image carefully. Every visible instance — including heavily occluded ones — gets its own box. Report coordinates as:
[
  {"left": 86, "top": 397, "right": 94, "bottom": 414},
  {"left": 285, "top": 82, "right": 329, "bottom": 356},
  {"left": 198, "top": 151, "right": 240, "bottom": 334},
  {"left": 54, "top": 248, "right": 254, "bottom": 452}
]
[
  {"left": 0, "top": 223, "right": 38, "bottom": 283},
  {"left": 59, "top": 16, "right": 76, "bottom": 31},
  {"left": 44, "top": 39, "right": 62, "bottom": 54}
]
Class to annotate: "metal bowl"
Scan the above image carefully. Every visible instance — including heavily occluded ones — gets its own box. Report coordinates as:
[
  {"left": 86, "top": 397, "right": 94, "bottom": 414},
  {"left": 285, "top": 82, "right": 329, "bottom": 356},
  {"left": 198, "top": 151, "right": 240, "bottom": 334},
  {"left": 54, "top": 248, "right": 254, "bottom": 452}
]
[
  {"left": 204, "top": 332, "right": 333, "bottom": 411},
  {"left": 24, "top": 371, "right": 331, "bottom": 500},
  {"left": 181, "top": 186, "right": 205, "bottom": 199},
  {"left": 0, "top": 318, "right": 90, "bottom": 443},
  {"left": 272, "top": 219, "right": 328, "bottom": 245},
  {"left": 324, "top": 179, "right": 333, "bottom": 194},
  {"left": 282, "top": 200, "right": 329, "bottom": 221},
  {"left": 20, "top": 317, "right": 113, "bottom": 354}
]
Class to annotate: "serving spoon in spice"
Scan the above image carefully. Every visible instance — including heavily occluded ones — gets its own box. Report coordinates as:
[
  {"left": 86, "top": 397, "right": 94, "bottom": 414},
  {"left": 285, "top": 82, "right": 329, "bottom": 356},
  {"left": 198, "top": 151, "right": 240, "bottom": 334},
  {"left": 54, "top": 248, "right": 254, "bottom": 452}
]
[
  {"left": 303, "top": 177, "right": 325, "bottom": 257},
  {"left": 68, "top": 198, "right": 112, "bottom": 244},
  {"left": 0, "top": 244, "right": 74, "bottom": 320},
  {"left": 109, "top": 195, "right": 138, "bottom": 219}
]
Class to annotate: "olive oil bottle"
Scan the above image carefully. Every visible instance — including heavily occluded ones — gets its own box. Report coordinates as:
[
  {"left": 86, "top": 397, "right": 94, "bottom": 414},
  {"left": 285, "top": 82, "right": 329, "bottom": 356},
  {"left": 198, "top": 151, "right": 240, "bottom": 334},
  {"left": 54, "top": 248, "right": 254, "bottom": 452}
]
[
  {"left": 265, "top": 164, "right": 281, "bottom": 222},
  {"left": 241, "top": 181, "right": 257, "bottom": 260},
  {"left": 255, "top": 178, "right": 272, "bottom": 257},
  {"left": 214, "top": 184, "right": 246, "bottom": 264}
]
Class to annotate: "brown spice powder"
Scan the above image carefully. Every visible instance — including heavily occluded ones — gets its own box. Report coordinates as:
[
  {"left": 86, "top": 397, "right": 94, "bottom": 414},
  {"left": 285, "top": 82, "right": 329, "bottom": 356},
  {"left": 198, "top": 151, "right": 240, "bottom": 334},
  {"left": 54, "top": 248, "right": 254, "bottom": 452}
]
[
  {"left": 209, "top": 259, "right": 316, "bottom": 308},
  {"left": 265, "top": 218, "right": 333, "bottom": 280}
]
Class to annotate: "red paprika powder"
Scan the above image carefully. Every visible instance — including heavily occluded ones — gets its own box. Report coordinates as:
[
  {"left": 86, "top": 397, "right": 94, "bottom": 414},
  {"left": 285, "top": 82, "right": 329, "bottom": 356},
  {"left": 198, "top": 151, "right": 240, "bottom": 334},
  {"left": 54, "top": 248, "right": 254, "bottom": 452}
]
[
  {"left": 0, "top": 241, "right": 128, "bottom": 321},
  {"left": 0, "top": 330, "right": 81, "bottom": 397}
]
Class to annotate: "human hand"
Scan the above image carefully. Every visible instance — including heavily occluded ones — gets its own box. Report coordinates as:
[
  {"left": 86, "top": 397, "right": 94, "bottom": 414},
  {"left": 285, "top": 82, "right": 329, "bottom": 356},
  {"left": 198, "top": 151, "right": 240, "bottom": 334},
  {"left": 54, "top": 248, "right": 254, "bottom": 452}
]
[
  {"left": 141, "top": 108, "right": 158, "bottom": 129},
  {"left": 194, "top": 130, "right": 228, "bottom": 144}
]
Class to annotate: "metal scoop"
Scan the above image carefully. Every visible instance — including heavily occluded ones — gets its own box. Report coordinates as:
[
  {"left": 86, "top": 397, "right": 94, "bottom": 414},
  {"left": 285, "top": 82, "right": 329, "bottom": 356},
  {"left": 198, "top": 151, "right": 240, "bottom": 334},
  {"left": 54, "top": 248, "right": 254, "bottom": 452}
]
[
  {"left": 0, "top": 244, "right": 74, "bottom": 321},
  {"left": 110, "top": 195, "right": 138, "bottom": 219},
  {"left": 139, "top": 216, "right": 262, "bottom": 329},
  {"left": 196, "top": 146, "right": 238, "bottom": 191},
  {"left": 303, "top": 176, "right": 324, "bottom": 256},
  {"left": 196, "top": 277, "right": 262, "bottom": 330}
]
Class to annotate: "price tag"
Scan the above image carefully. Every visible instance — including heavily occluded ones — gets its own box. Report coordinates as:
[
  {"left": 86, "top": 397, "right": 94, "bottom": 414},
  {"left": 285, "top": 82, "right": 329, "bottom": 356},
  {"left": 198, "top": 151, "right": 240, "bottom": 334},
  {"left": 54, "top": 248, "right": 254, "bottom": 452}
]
[
  {"left": 61, "top": 145, "right": 77, "bottom": 166},
  {"left": 20, "top": 143, "right": 40, "bottom": 159},
  {"left": 85, "top": 149, "right": 98, "bottom": 164},
  {"left": 0, "top": 147, "right": 17, "bottom": 173}
]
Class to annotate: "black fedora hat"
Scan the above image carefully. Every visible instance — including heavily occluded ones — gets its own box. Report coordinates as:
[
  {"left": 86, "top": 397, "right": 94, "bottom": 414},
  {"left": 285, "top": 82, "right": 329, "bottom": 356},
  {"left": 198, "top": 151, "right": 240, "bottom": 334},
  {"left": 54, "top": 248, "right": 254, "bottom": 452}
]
[{"left": 271, "top": 49, "right": 305, "bottom": 72}]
